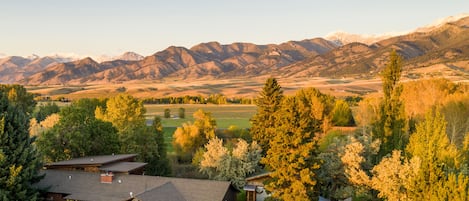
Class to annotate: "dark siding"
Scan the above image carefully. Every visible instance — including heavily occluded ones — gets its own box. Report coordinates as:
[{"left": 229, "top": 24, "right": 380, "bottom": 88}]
[{"left": 222, "top": 186, "right": 238, "bottom": 201}]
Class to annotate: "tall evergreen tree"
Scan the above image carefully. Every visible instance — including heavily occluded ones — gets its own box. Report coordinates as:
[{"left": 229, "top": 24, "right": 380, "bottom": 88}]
[
  {"left": 374, "top": 50, "right": 407, "bottom": 159},
  {"left": 250, "top": 77, "right": 284, "bottom": 154},
  {"left": 146, "top": 116, "right": 171, "bottom": 176},
  {"left": 262, "top": 88, "right": 329, "bottom": 200},
  {"left": 0, "top": 85, "right": 42, "bottom": 200},
  {"left": 405, "top": 110, "right": 458, "bottom": 200}
]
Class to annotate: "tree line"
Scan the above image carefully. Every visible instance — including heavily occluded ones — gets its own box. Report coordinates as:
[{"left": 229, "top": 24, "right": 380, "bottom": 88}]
[{"left": 249, "top": 50, "right": 469, "bottom": 201}]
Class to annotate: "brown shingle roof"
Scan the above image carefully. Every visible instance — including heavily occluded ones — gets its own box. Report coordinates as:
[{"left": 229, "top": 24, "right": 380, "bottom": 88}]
[
  {"left": 35, "top": 170, "right": 233, "bottom": 201},
  {"left": 99, "top": 162, "right": 147, "bottom": 173},
  {"left": 46, "top": 154, "right": 137, "bottom": 167},
  {"left": 136, "top": 182, "right": 187, "bottom": 201}
]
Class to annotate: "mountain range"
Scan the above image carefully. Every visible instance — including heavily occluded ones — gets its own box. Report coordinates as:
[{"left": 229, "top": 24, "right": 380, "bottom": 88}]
[{"left": 2, "top": 15, "right": 469, "bottom": 85}]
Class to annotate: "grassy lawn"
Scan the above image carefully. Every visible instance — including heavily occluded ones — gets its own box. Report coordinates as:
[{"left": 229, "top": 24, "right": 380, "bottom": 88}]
[{"left": 163, "top": 127, "right": 177, "bottom": 152}]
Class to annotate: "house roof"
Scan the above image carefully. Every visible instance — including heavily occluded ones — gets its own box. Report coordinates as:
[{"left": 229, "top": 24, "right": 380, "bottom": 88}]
[
  {"left": 136, "top": 182, "right": 187, "bottom": 201},
  {"left": 46, "top": 154, "right": 138, "bottom": 167},
  {"left": 99, "top": 162, "right": 147, "bottom": 173},
  {"left": 64, "top": 192, "right": 123, "bottom": 201},
  {"left": 35, "top": 170, "right": 233, "bottom": 201}
]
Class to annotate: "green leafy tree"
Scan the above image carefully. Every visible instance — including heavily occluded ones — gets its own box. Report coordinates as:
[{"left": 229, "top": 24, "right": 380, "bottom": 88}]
[
  {"left": 369, "top": 150, "right": 420, "bottom": 201},
  {"left": 250, "top": 78, "right": 284, "bottom": 154},
  {"left": 74, "top": 98, "right": 107, "bottom": 114},
  {"left": 193, "top": 109, "right": 217, "bottom": 139},
  {"left": 317, "top": 136, "right": 355, "bottom": 200},
  {"left": 0, "top": 85, "right": 42, "bottom": 200},
  {"left": 198, "top": 138, "right": 262, "bottom": 190},
  {"left": 36, "top": 99, "right": 120, "bottom": 162},
  {"left": 173, "top": 109, "right": 217, "bottom": 161},
  {"left": 33, "top": 102, "right": 60, "bottom": 122},
  {"left": 29, "top": 113, "right": 60, "bottom": 137},
  {"left": 96, "top": 94, "right": 169, "bottom": 176},
  {"left": 331, "top": 99, "right": 355, "bottom": 126},
  {"left": 441, "top": 95, "right": 469, "bottom": 148},
  {"left": 120, "top": 125, "right": 163, "bottom": 176},
  {"left": 95, "top": 93, "right": 146, "bottom": 134},
  {"left": 374, "top": 50, "right": 407, "bottom": 159}
]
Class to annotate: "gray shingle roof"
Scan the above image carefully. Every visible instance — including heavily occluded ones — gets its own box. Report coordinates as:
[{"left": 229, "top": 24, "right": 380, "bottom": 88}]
[
  {"left": 136, "top": 182, "right": 187, "bottom": 201},
  {"left": 47, "top": 154, "right": 138, "bottom": 166},
  {"left": 35, "top": 170, "right": 233, "bottom": 201},
  {"left": 99, "top": 162, "right": 147, "bottom": 173}
]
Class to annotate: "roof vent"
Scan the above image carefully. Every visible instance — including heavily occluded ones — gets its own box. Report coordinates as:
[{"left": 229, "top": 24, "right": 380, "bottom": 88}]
[
  {"left": 130, "top": 192, "right": 133, "bottom": 198},
  {"left": 90, "top": 158, "right": 94, "bottom": 162}
]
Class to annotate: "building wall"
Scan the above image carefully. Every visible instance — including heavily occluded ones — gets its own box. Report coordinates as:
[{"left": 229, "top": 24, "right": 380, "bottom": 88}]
[{"left": 223, "top": 187, "right": 238, "bottom": 201}]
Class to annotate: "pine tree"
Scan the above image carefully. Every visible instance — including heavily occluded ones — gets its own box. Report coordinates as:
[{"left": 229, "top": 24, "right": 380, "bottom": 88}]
[
  {"left": 405, "top": 110, "right": 458, "bottom": 200},
  {"left": 146, "top": 116, "right": 171, "bottom": 176},
  {"left": 374, "top": 50, "right": 407, "bottom": 159},
  {"left": 0, "top": 85, "right": 42, "bottom": 200},
  {"left": 262, "top": 89, "right": 325, "bottom": 200},
  {"left": 250, "top": 78, "right": 284, "bottom": 154}
]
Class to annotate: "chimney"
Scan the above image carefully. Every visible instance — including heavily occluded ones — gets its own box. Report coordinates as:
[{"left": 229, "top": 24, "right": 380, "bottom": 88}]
[{"left": 100, "top": 171, "right": 113, "bottom": 184}]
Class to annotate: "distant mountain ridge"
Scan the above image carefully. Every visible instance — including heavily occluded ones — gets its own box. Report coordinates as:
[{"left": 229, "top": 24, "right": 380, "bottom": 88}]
[
  {"left": 283, "top": 16, "right": 469, "bottom": 77},
  {"left": 2, "top": 14, "right": 469, "bottom": 85},
  {"left": 19, "top": 38, "right": 339, "bottom": 85},
  {"left": 0, "top": 52, "right": 143, "bottom": 84}
]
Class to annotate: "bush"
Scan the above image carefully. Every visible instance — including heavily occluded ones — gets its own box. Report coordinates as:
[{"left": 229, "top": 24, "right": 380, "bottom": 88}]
[
  {"left": 179, "top": 108, "right": 185, "bottom": 118},
  {"left": 164, "top": 108, "right": 171, "bottom": 118}
]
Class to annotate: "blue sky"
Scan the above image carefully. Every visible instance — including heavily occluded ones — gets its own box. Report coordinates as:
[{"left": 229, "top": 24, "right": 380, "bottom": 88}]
[{"left": 1, "top": 0, "right": 468, "bottom": 58}]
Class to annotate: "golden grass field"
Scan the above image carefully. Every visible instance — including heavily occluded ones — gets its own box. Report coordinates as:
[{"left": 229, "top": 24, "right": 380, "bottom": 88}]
[{"left": 26, "top": 63, "right": 468, "bottom": 100}]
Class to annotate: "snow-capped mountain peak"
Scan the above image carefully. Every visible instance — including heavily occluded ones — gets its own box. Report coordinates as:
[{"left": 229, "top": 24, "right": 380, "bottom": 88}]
[
  {"left": 414, "top": 13, "right": 469, "bottom": 32},
  {"left": 326, "top": 13, "right": 469, "bottom": 46},
  {"left": 325, "top": 31, "right": 402, "bottom": 46}
]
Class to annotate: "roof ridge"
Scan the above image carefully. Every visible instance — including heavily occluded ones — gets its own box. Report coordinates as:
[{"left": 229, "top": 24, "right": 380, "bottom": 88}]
[{"left": 136, "top": 181, "right": 187, "bottom": 201}]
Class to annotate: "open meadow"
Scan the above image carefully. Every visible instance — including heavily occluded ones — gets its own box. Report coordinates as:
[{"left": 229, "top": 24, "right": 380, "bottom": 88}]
[
  {"left": 145, "top": 104, "right": 257, "bottom": 152},
  {"left": 25, "top": 62, "right": 468, "bottom": 102}
]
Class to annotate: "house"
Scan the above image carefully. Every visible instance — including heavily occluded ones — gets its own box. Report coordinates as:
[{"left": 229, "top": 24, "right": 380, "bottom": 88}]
[
  {"left": 244, "top": 172, "right": 271, "bottom": 201},
  {"left": 44, "top": 154, "right": 146, "bottom": 174},
  {"left": 36, "top": 154, "right": 237, "bottom": 201}
]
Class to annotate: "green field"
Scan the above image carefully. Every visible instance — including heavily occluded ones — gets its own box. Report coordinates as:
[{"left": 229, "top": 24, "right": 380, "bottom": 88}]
[
  {"left": 145, "top": 104, "right": 257, "bottom": 152},
  {"left": 145, "top": 104, "right": 257, "bottom": 128}
]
